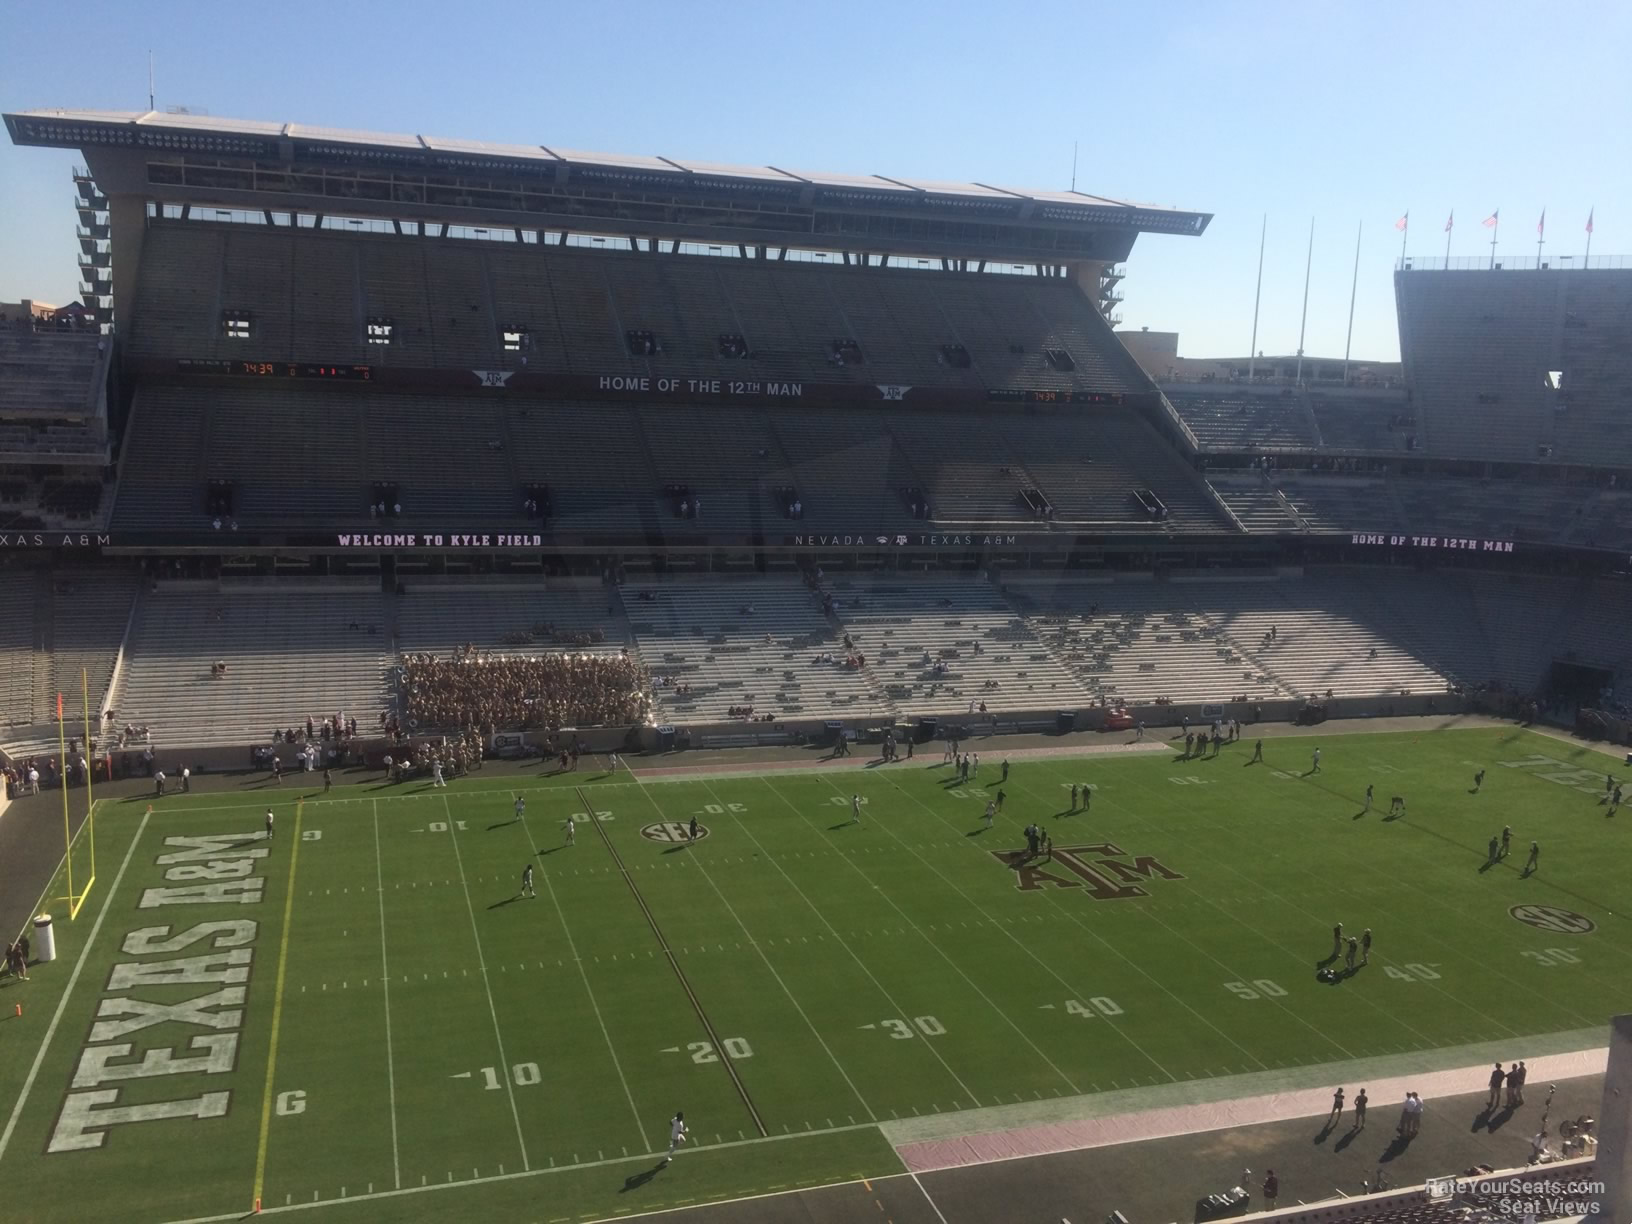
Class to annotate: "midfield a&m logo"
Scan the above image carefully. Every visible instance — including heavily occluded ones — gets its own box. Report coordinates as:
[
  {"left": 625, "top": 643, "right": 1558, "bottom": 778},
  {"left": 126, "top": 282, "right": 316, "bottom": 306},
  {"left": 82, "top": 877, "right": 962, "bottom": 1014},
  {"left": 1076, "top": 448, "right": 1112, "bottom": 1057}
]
[{"left": 990, "top": 841, "right": 1183, "bottom": 900}]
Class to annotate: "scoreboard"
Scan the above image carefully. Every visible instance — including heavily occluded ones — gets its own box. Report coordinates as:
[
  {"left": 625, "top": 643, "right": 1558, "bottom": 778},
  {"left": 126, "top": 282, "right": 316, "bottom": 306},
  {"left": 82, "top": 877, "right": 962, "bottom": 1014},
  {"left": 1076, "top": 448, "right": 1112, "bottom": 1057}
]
[{"left": 177, "top": 359, "right": 372, "bottom": 381}]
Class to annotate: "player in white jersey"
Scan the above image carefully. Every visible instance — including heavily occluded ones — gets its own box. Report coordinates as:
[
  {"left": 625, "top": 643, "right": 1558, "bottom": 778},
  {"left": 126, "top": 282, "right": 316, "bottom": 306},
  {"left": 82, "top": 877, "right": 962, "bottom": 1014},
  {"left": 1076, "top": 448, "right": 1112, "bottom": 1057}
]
[
  {"left": 521, "top": 863, "right": 535, "bottom": 898},
  {"left": 565, "top": 815, "right": 576, "bottom": 846},
  {"left": 851, "top": 794, "right": 862, "bottom": 824},
  {"left": 514, "top": 796, "right": 526, "bottom": 821},
  {"left": 664, "top": 1110, "right": 687, "bottom": 1162},
  {"left": 983, "top": 800, "right": 995, "bottom": 828}
]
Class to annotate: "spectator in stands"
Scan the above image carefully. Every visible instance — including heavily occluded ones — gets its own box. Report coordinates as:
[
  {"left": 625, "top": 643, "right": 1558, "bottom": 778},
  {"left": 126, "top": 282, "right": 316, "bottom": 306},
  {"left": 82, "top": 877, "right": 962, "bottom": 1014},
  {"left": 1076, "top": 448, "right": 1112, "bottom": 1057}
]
[{"left": 400, "top": 650, "right": 649, "bottom": 734}]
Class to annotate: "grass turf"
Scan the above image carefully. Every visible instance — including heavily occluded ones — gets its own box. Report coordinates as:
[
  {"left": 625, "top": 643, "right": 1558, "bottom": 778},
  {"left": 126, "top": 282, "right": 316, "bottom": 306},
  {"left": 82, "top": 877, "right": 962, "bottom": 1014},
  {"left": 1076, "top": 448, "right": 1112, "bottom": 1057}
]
[{"left": 0, "top": 725, "right": 1626, "bottom": 1223}]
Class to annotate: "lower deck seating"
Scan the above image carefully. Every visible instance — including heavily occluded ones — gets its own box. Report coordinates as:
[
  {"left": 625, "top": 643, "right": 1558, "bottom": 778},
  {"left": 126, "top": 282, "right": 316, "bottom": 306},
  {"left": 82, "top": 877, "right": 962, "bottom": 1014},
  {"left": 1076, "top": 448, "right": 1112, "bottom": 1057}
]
[
  {"left": 111, "top": 587, "right": 393, "bottom": 747},
  {"left": 624, "top": 580, "right": 879, "bottom": 723},
  {"left": 830, "top": 577, "right": 1088, "bottom": 715}
]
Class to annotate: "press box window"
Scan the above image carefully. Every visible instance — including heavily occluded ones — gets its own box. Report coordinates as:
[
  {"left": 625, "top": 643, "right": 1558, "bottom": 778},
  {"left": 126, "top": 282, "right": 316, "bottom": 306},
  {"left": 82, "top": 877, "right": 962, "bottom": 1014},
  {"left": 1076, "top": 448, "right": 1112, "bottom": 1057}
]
[
  {"left": 502, "top": 327, "right": 531, "bottom": 352},
  {"left": 367, "top": 317, "right": 395, "bottom": 346},
  {"left": 221, "top": 310, "right": 252, "bottom": 340}
]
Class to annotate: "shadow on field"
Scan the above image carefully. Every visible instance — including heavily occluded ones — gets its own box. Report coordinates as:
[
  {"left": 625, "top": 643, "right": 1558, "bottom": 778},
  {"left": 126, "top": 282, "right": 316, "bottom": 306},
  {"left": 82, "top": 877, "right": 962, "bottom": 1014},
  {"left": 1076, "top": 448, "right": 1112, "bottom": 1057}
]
[
  {"left": 620, "top": 1162, "right": 666, "bottom": 1193},
  {"left": 487, "top": 896, "right": 521, "bottom": 910},
  {"left": 488, "top": 819, "right": 519, "bottom": 830}
]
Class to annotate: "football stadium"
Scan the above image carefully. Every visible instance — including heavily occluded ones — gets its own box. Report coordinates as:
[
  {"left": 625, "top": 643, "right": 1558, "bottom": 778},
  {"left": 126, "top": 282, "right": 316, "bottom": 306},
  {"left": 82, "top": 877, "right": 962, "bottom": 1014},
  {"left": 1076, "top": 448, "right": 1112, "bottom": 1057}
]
[{"left": 1, "top": 105, "right": 1630, "bottom": 1224}]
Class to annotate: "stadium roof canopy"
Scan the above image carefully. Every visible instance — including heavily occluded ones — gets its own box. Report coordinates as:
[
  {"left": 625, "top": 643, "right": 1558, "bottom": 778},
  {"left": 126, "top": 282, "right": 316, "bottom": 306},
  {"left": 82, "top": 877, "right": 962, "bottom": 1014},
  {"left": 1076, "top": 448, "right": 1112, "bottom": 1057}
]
[{"left": 6, "top": 108, "right": 1209, "bottom": 265}]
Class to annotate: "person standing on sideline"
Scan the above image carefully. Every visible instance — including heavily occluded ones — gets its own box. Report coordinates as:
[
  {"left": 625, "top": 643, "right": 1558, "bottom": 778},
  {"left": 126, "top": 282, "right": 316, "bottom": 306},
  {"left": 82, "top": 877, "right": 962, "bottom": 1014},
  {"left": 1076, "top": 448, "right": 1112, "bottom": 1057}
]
[
  {"left": 1360, "top": 928, "right": 1372, "bottom": 965},
  {"left": 1505, "top": 1063, "right": 1521, "bottom": 1108},
  {"left": 1251, "top": 739, "right": 1263, "bottom": 763},
  {"left": 272, "top": 755, "right": 282, "bottom": 785},
  {"left": 154, "top": 769, "right": 166, "bottom": 796},
  {"left": 521, "top": 862, "right": 536, "bottom": 899},
  {"left": 1364, "top": 783, "right": 1373, "bottom": 813},
  {"left": 983, "top": 800, "right": 995, "bottom": 829},
  {"left": 1261, "top": 1169, "right": 1278, "bottom": 1209},
  {"left": 265, "top": 808, "right": 275, "bottom": 840},
  {"left": 1501, "top": 825, "right": 1512, "bottom": 858},
  {"left": 1000, "top": 758, "right": 1009, "bottom": 782},
  {"left": 1345, "top": 937, "right": 1359, "bottom": 971},
  {"left": 1311, "top": 747, "right": 1322, "bottom": 773},
  {"left": 182, "top": 766, "right": 192, "bottom": 793},
  {"left": 688, "top": 814, "right": 699, "bottom": 842},
  {"left": 851, "top": 793, "right": 863, "bottom": 825},
  {"left": 1524, "top": 841, "right": 1540, "bottom": 876},
  {"left": 1329, "top": 1086, "right": 1345, "bottom": 1124},
  {"left": 1474, "top": 768, "right": 1486, "bottom": 792},
  {"left": 322, "top": 767, "right": 331, "bottom": 793},
  {"left": 1331, "top": 922, "right": 1344, "bottom": 960},
  {"left": 1069, "top": 783, "right": 1079, "bottom": 811},
  {"left": 1512, "top": 1061, "right": 1527, "bottom": 1104},
  {"left": 565, "top": 814, "right": 576, "bottom": 847},
  {"left": 1405, "top": 1091, "right": 1423, "bottom": 1136},
  {"left": 663, "top": 1111, "right": 687, "bottom": 1163},
  {"left": 1487, "top": 1063, "right": 1505, "bottom": 1110},
  {"left": 432, "top": 758, "right": 446, "bottom": 788},
  {"left": 514, "top": 795, "right": 526, "bottom": 822},
  {"left": 608, "top": 752, "right": 621, "bottom": 774},
  {"left": 1354, "top": 1088, "right": 1368, "bottom": 1129}
]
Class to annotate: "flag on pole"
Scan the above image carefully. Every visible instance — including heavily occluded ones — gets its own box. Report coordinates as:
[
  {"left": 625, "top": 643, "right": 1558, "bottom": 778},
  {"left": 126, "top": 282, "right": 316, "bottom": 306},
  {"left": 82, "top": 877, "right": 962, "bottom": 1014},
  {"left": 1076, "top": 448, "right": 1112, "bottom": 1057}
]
[
  {"left": 1482, "top": 210, "right": 1499, "bottom": 228},
  {"left": 1395, "top": 213, "right": 1408, "bottom": 232},
  {"left": 1537, "top": 209, "right": 1546, "bottom": 237},
  {"left": 57, "top": 692, "right": 63, "bottom": 719},
  {"left": 1445, "top": 211, "right": 1454, "bottom": 233},
  {"left": 1586, "top": 208, "right": 1594, "bottom": 234}
]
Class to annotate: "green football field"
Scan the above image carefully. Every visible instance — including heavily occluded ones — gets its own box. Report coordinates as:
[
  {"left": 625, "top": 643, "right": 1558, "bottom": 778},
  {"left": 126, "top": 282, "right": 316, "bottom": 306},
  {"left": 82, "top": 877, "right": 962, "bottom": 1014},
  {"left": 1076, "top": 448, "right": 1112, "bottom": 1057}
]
[{"left": 1, "top": 725, "right": 1627, "bottom": 1223}]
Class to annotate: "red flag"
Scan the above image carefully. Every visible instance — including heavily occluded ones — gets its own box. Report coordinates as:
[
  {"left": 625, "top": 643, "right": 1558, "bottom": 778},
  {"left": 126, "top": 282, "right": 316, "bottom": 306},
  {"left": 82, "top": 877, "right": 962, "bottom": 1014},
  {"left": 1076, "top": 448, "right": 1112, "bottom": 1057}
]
[
  {"left": 1395, "top": 213, "right": 1408, "bottom": 232},
  {"left": 57, "top": 692, "right": 63, "bottom": 719},
  {"left": 1537, "top": 209, "right": 1545, "bottom": 237},
  {"left": 1482, "top": 210, "right": 1499, "bottom": 228},
  {"left": 1586, "top": 208, "right": 1594, "bottom": 234},
  {"left": 1444, "top": 210, "right": 1454, "bottom": 233}
]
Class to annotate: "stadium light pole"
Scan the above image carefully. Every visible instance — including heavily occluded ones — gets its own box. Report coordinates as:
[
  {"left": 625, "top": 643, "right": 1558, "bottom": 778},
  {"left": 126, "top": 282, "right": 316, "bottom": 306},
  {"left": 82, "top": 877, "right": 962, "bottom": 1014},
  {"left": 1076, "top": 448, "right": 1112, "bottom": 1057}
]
[
  {"left": 1294, "top": 217, "right": 1314, "bottom": 386},
  {"left": 1247, "top": 215, "right": 1266, "bottom": 383},
  {"left": 1343, "top": 221, "right": 1362, "bottom": 386}
]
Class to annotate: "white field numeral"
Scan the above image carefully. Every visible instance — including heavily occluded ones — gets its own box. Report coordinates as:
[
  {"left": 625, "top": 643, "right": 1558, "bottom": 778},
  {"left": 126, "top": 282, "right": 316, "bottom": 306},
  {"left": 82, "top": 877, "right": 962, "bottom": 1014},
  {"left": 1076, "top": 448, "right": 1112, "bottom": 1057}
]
[
  {"left": 1169, "top": 776, "right": 1212, "bottom": 786},
  {"left": 1383, "top": 963, "right": 1442, "bottom": 982},
  {"left": 1522, "top": 948, "right": 1582, "bottom": 968},
  {"left": 688, "top": 1039, "right": 754, "bottom": 1063},
  {"left": 300, "top": 829, "right": 322, "bottom": 841},
  {"left": 880, "top": 1017, "right": 946, "bottom": 1039},
  {"left": 1065, "top": 998, "right": 1124, "bottom": 1018},
  {"left": 427, "top": 820, "right": 469, "bottom": 833},
  {"left": 1224, "top": 980, "right": 1287, "bottom": 1000},
  {"left": 830, "top": 796, "right": 868, "bottom": 806},
  {"left": 702, "top": 803, "right": 746, "bottom": 815},
  {"left": 480, "top": 1063, "right": 542, "bottom": 1088}
]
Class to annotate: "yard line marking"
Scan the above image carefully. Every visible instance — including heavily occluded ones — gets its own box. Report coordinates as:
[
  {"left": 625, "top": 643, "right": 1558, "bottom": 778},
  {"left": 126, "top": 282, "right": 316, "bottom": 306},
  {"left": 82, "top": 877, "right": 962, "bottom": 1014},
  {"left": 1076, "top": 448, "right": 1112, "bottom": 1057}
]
[
  {"left": 576, "top": 786, "right": 766, "bottom": 1138},
  {"left": 1069, "top": 764, "right": 1519, "bottom": 1047},
  {"left": 253, "top": 801, "right": 305, "bottom": 1209},
  {"left": 654, "top": 778, "right": 878, "bottom": 1121},
  {"left": 371, "top": 801, "right": 402, "bottom": 1189},
  {"left": 910, "top": 1171, "right": 952, "bottom": 1224},
  {"left": 729, "top": 781, "right": 981, "bottom": 1108},
  {"left": 785, "top": 774, "right": 1096, "bottom": 1091},
  {"left": 514, "top": 791, "right": 650, "bottom": 1151},
  {"left": 0, "top": 806, "right": 148, "bottom": 1166},
  {"left": 907, "top": 772, "right": 1270, "bottom": 1075},
  {"left": 443, "top": 797, "right": 530, "bottom": 1172}
]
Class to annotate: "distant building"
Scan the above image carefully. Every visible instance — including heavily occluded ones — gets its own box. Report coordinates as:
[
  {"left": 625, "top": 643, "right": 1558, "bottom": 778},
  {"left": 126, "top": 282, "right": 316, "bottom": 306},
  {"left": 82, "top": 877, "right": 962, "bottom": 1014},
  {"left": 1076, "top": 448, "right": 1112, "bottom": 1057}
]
[{"left": 1116, "top": 326, "right": 1401, "bottom": 387}]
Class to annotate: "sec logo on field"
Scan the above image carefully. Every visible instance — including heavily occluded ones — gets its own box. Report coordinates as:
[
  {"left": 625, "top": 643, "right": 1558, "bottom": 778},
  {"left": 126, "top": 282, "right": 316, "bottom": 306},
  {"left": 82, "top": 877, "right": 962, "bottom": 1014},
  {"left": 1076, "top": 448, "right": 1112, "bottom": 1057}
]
[
  {"left": 640, "top": 821, "right": 710, "bottom": 843},
  {"left": 1509, "top": 904, "right": 1595, "bottom": 935}
]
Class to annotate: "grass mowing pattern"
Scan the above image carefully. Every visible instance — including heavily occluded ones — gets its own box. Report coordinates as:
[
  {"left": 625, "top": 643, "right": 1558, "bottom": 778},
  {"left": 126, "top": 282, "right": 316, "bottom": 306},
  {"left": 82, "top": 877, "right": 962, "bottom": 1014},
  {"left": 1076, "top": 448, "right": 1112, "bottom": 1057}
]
[{"left": 0, "top": 726, "right": 1626, "bottom": 1223}]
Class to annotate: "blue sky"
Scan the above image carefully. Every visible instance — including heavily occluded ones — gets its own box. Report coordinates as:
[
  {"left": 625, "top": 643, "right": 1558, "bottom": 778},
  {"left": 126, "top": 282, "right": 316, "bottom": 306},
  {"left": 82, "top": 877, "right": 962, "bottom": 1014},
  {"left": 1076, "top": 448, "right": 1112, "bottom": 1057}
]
[{"left": 2, "top": 0, "right": 1626, "bottom": 362}]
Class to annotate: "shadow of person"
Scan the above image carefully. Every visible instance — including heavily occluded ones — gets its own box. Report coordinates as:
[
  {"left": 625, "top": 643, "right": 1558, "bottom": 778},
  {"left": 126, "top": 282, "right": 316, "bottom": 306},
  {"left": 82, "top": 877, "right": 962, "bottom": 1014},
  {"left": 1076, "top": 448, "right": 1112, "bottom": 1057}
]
[
  {"left": 486, "top": 896, "right": 521, "bottom": 910},
  {"left": 1313, "top": 1118, "right": 1337, "bottom": 1144},
  {"left": 1379, "top": 1132, "right": 1412, "bottom": 1162},
  {"left": 1486, "top": 1103, "right": 1516, "bottom": 1133},
  {"left": 1334, "top": 1127, "right": 1360, "bottom": 1153},
  {"left": 619, "top": 1162, "right": 666, "bottom": 1193}
]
